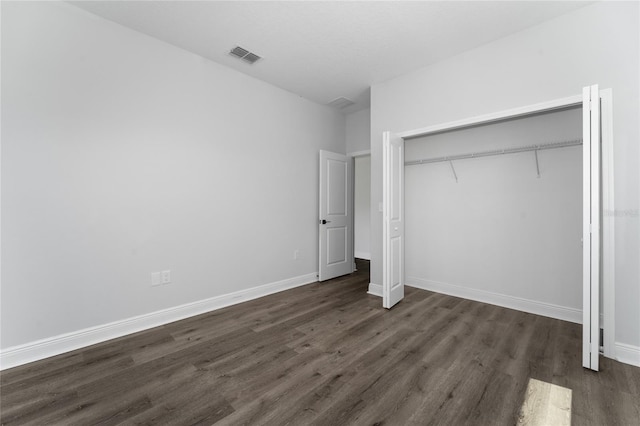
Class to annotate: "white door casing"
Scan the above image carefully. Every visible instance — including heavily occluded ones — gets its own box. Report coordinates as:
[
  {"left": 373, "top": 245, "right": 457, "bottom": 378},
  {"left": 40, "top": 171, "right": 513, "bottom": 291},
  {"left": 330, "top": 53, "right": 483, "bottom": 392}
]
[
  {"left": 382, "top": 132, "right": 405, "bottom": 309},
  {"left": 583, "top": 84, "right": 601, "bottom": 371},
  {"left": 319, "top": 150, "right": 354, "bottom": 281},
  {"left": 600, "top": 88, "right": 615, "bottom": 360}
]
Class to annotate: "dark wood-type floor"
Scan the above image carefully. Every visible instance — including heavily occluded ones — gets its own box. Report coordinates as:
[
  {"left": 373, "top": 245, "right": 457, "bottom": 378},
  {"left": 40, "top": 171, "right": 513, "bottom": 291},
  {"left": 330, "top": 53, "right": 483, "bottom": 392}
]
[{"left": 2, "top": 260, "right": 639, "bottom": 425}]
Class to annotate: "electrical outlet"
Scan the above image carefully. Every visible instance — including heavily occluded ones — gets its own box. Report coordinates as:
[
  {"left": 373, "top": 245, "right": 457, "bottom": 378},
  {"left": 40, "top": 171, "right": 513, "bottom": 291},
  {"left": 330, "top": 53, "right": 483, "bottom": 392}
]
[
  {"left": 151, "top": 272, "right": 161, "bottom": 287},
  {"left": 293, "top": 249, "right": 300, "bottom": 260},
  {"left": 161, "top": 270, "right": 171, "bottom": 284}
]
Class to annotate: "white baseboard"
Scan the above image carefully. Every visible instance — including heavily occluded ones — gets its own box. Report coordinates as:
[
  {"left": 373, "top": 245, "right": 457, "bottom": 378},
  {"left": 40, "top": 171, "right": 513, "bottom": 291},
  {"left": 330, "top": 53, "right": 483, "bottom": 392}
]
[
  {"left": 405, "top": 277, "right": 582, "bottom": 324},
  {"left": 615, "top": 342, "right": 640, "bottom": 367},
  {"left": 368, "top": 282, "right": 382, "bottom": 297},
  {"left": 354, "top": 251, "right": 371, "bottom": 260},
  {"left": 0, "top": 272, "right": 318, "bottom": 371}
]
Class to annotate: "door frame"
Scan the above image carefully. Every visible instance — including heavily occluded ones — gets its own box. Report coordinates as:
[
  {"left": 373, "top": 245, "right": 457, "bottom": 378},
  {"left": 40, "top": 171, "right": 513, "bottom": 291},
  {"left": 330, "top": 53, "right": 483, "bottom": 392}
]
[{"left": 387, "top": 89, "right": 615, "bottom": 360}]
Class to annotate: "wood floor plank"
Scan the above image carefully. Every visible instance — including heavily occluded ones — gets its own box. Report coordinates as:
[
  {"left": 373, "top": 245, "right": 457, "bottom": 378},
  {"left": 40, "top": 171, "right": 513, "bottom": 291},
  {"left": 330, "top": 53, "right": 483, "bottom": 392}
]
[
  {"left": 125, "top": 370, "right": 235, "bottom": 425},
  {"left": 0, "top": 390, "right": 80, "bottom": 425},
  {"left": 0, "top": 354, "right": 135, "bottom": 409},
  {"left": 463, "top": 368, "right": 520, "bottom": 425},
  {"left": 31, "top": 360, "right": 196, "bottom": 425},
  {"left": 213, "top": 350, "right": 337, "bottom": 425},
  {"left": 2, "top": 259, "right": 639, "bottom": 425},
  {"left": 0, "top": 352, "right": 84, "bottom": 387}
]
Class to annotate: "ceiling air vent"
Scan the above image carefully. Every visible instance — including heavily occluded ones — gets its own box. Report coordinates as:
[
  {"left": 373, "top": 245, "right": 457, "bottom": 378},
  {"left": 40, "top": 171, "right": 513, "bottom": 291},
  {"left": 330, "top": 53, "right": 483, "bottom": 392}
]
[
  {"left": 328, "top": 97, "right": 355, "bottom": 109},
  {"left": 229, "top": 46, "right": 262, "bottom": 64}
]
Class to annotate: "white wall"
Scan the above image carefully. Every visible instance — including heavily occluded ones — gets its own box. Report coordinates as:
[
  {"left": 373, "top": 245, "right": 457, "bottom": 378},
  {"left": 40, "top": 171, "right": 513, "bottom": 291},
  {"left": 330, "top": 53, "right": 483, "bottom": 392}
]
[
  {"left": 1, "top": 2, "right": 345, "bottom": 351},
  {"left": 346, "top": 108, "right": 371, "bottom": 154},
  {"left": 405, "top": 108, "right": 582, "bottom": 317},
  {"left": 354, "top": 156, "right": 371, "bottom": 260},
  {"left": 371, "top": 2, "right": 639, "bottom": 354}
]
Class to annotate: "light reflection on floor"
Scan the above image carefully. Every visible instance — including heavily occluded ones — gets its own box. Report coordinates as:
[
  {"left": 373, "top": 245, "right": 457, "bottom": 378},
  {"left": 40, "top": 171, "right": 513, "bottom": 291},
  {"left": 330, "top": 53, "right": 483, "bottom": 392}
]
[{"left": 517, "top": 378, "right": 572, "bottom": 425}]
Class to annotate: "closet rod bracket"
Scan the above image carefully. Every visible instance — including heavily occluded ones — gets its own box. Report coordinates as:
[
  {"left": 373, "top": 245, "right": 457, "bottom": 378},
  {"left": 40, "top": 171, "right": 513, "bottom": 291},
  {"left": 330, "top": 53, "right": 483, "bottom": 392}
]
[{"left": 449, "top": 160, "right": 458, "bottom": 183}]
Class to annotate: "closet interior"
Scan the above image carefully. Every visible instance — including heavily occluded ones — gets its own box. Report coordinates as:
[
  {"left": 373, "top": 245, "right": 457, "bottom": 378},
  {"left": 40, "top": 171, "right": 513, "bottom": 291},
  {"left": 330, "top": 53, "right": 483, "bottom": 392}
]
[{"left": 404, "top": 106, "right": 583, "bottom": 319}]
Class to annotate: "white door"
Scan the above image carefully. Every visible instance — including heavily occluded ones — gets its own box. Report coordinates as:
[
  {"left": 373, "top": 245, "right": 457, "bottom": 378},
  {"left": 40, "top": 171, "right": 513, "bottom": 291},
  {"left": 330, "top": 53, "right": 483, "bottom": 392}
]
[
  {"left": 319, "top": 150, "right": 354, "bottom": 281},
  {"left": 382, "top": 132, "right": 404, "bottom": 309},
  {"left": 583, "top": 84, "right": 601, "bottom": 371}
]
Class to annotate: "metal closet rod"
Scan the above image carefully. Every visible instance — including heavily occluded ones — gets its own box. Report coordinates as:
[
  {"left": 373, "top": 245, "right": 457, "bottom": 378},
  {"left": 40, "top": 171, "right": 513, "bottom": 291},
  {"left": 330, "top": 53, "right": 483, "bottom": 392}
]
[{"left": 405, "top": 139, "right": 583, "bottom": 166}]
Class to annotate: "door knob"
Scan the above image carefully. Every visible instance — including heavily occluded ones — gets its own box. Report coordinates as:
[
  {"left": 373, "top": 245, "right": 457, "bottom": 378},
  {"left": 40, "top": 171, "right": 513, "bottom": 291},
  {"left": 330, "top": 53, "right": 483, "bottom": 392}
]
[{"left": 320, "top": 219, "right": 331, "bottom": 224}]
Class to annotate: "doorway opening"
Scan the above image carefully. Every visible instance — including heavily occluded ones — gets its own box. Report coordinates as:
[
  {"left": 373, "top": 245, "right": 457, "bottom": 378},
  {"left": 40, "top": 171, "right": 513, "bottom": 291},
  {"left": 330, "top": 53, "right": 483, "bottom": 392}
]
[
  {"left": 404, "top": 106, "right": 583, "bottom": 324},
  {"left": 354, "top": 155, "right": 371, "bottom": 262}
]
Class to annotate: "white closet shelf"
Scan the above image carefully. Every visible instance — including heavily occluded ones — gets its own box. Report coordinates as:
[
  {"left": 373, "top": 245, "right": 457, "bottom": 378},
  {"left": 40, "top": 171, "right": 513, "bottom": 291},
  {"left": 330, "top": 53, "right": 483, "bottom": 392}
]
[{"left": 405, "top": 139, "right": 582, "bottom": 166}]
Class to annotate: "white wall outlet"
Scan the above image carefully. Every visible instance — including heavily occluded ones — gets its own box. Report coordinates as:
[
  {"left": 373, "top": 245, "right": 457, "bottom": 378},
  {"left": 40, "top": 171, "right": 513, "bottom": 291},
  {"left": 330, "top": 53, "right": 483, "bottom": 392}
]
[
  {"left": 151, "top": 272, "right": 161, "bottom": 287},
  {"left": 293, "top": 249, "right": 300, "bottom": 260},
  {"left": 161, "top": 270, "right": 171, "bottom": 284}
]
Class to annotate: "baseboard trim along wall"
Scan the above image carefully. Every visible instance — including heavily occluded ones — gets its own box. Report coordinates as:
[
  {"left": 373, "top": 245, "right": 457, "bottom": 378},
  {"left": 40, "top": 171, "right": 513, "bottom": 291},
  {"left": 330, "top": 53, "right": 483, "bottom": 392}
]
[
  {"left": 615, "top": 342, "right": 640, "bottom": 368},
  {"left": 405, "top": 277, "right": 582, "bottom": 324},
  {"left": 368, "top": 282, "right": 383, "bottom": 297},
  {"left": 0, "top": 272, "right": 318, "bottom": 371}
]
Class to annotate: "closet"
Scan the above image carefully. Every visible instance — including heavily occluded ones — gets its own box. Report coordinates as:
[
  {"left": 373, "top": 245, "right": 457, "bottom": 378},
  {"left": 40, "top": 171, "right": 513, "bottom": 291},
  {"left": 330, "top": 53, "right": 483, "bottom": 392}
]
[{"left": 403, "top": 107, "right": 583, "bottom": 322}]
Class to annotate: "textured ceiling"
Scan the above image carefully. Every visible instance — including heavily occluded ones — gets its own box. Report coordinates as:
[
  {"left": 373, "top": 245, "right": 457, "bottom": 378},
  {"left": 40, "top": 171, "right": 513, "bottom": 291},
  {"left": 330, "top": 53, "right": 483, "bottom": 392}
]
[{"left": 69, "top": 1, "right": 594, "bottom": 113}]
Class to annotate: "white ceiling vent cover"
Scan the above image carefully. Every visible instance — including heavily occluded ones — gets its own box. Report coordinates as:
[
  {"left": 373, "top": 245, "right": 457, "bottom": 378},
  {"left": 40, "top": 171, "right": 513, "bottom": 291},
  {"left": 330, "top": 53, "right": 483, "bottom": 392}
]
[
  {"left": 229, "top": 46, "right": 262, "bottom": 64},
  {"left": 328, "top": 97, "right": 355, "bottom": 109}
]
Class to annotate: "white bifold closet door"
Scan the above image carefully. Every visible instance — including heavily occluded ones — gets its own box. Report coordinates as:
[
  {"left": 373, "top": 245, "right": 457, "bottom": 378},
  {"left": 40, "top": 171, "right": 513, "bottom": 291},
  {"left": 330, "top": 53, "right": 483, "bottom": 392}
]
[
  {"left": 382, "top": 132, "right": 405, "bottom": 309},
  {"left": 583, "top": 84, "right": 601, "bottom": 371}
]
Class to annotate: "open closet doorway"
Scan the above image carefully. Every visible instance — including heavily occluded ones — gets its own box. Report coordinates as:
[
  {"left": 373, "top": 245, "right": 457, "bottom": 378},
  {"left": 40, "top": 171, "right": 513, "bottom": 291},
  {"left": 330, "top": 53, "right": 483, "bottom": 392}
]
[
  {"left": 404, "top": 106, "right": 583, "bottom": 328},
  {"left": 382, "top": 86, "right": 614, "bottom": 371}
]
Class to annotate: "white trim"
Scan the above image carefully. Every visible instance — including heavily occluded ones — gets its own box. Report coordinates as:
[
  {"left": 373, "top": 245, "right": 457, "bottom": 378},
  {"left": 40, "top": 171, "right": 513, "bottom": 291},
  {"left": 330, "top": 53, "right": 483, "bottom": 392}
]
[
  {"left": 600, "top": 88, "right": 615, "bottom": 359},
  {"left": 581, "top": 84, "right": 601, "bottom": 371},
  {"left": 368, "top": 282, "right": 383, "bottom": 297},
  {"left": 615, "top": 343, "right": 640, "bottom": 367},
  {"left": 589, "top": 84, "right": 601, "bottom": 371},
  {"left": 406, "top": 277, "right": 582, "bottom": 324},
  {"left": 354, "top": 251, "right": 371, "bottom": 260},
  {"left": 397, "top": 94, "right": 583, "bottom": 139},
  {"left": 0, "top": 272, "right": 318, "bottom": 371},
  {"left": 348, "top": 149, "right": 371, "bottom": 158}
]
